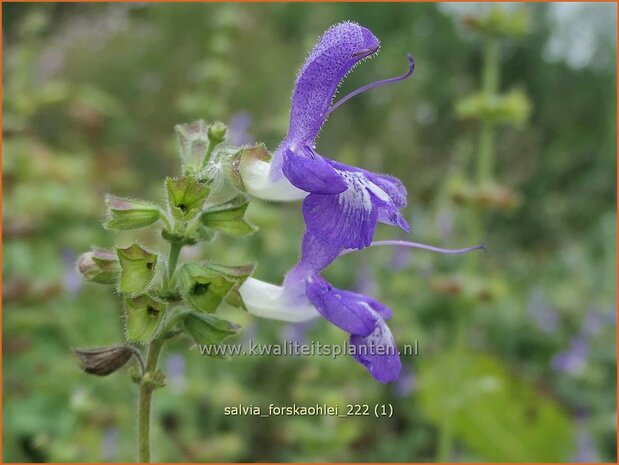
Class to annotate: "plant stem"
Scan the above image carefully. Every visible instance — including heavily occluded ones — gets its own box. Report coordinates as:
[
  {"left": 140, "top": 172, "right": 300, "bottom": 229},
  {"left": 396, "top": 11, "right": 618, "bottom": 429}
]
[
  {"left": 477, "top": 37, "right": 500, "bottom": 184},
  {"left": 436, "top": 36, "right": 502, "bottom": 464},
  {"left": 138, "top": 240, "right": 183, "bottom": 462},
  {"left": 168, "top": 241, "right": 182, "bottom": 278},
  {"left": 138, "top": 336, "right": 164, "bottom": 463}
]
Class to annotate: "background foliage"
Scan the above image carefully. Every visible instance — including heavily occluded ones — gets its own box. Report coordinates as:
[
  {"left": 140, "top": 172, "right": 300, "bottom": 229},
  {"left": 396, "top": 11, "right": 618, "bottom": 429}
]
[{"left": 3, "top": 3, "right": 616, "bottom": 462}]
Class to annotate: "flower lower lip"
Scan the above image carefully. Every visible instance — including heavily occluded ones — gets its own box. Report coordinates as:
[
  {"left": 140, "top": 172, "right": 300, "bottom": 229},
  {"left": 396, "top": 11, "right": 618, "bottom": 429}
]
[{"left": 352, "top": 45, "right": 380, "bottom": 58}]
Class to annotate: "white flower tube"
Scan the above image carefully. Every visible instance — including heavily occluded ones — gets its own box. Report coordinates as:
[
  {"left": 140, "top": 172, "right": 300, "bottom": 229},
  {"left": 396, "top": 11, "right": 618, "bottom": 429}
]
[{"left": 238, "top": 277, "right": 319, "bottom": 322}]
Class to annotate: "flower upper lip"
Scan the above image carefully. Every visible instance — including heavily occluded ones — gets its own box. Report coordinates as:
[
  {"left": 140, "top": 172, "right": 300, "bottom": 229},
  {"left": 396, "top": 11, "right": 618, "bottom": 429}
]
[{"left": 352, "top": 44, "right": 380, "bottom": 58}]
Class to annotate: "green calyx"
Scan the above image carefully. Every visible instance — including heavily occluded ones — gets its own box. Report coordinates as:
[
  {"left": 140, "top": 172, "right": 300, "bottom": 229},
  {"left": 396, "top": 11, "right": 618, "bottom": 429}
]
[
  {"left": 116, "top": 244, "right": 159, "bottom": 295},
  {"left": 125, "top": 295, "right": 168, "bottom": 343},
  {"left": 165, "top": 175, "right": 210, "bottom": 221},
  {"left": 200, "top": 195, "right": 258, "bottom": 237},
  {"left": 183, "top": 312, "right": 240, "bottom": 359},
  {"left": 104, "top": 195, "right": 160, "bottom": 230},
  {"left": 178, "top": 262, "right": 254, "bottom": 313}
]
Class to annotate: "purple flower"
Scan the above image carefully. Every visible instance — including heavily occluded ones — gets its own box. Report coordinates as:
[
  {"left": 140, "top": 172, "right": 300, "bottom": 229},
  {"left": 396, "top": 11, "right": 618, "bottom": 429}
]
[
  {"left": 527, "top": 289, "right": 559, "bottom": 333},
  {"left": 227, "top": 111, "right": 253, "bottom": 146},
  {"left": 394, "top": 365, "right": 417, "bottom": 397},
  {"left": 238, "top": 22, "right": 483, "bottom": 383},
  {"left": 551, "top": 336, "right": 589, "bottom": 374},
  {"left": 239, "top": 21, "right": 414, "bottom": 213},
  {"left": 62, "top": 247, "right": 83, "bottom": 295}
]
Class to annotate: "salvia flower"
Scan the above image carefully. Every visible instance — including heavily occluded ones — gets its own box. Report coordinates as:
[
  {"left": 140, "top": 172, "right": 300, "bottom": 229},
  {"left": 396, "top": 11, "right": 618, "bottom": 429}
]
[{"left": 238, "top": 22, "right": 483, "bottom": 382}]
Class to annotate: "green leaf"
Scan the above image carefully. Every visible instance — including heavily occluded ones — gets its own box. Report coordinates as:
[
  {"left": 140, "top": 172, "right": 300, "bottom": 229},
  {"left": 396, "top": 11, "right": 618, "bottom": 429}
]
[
  {"left": 200, "top": 196, "right": 258, "bottom": 236},
  {"left": 125, "top": 295, "right": 167, "bottom": 343},
  {"left": 116, "top": 244, "right": 158, "bottom": 295},
  {"left": 165, "top": 176, "right": 210, "bottom": 221},
  {"left": 183, "top": 312, "right": 240, "bottom": 358},
  {"left": 104, "top": 195, "right": 160, "bottom": 230},
  {"left": 418, "top": 350, "right": 574, "bottom": 461},
  {"left": 77, "top": 248, "right": 120, "bottom": 284},
  {"left": 178, "top": 262, "right": 254, "bottom": 313}
]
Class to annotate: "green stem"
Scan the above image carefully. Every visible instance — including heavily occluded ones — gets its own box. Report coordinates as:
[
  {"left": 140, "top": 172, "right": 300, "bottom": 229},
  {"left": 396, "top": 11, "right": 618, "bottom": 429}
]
[
  {"left": 436, "top": 416, "right": 454, "bottom": 462},
  {"left": 436, "top": 36, "right": 502, "bottom": 464},
  {"left": 168, "top": 241, "right": 182, "bottom": 279},
  {"left": 138, "top": 337, "right": 164, "bottom": 463},
  {"left": 138, "top": 240, "right": 183, "bottom": 462},
  {"left": 477, "top": 37, "right": 500, "bottom": 184}
]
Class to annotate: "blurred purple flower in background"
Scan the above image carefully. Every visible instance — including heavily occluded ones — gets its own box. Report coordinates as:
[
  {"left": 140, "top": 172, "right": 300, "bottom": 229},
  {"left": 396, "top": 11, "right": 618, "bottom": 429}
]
[
  {"left": 389, "top": 244, "right": 412, "bottom": 272},
  {"left": 280, "top": 320, "right": 317, "bottom": 346},
  {"left": 527, "top": 289, "right": 559, "bottom": 333},
  {"left": 355, "top": 266, "right": 378, "bottom": 295},
  {"left": 227, "top": 111, "right": 253, "bottom": 146},
  {"left": 573, "top": 416, "right": 600, "bottom": 462},
  {"left": 583, "top": 307, "right": 617, "bottom": 336},
  {"left": 552, "top": 336, "right": 588, "bottom": 375},
  {"left": 61, "top": 247, "right": 83, "bottom": 295},
  {"left": 165, "top": 353, "right": 187, "bottom": 393},
  {"left": 393, "top": 364, "right": 416, "bottom": 397},
  {"left": 101, "top": 426, "right": 119, "bottom": 462}
]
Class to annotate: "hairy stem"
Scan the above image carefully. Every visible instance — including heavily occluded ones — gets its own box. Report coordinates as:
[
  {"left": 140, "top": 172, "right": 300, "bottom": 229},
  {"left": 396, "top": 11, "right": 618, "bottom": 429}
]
[
  {"left": 168, "top": 241, "right": 182, "bottom": 279},
  {"left": 138, "top": 240, "right": 183, "bottom": 462},
  {"left": 138, "top": 337, "right": 164, "bottom": 463}
]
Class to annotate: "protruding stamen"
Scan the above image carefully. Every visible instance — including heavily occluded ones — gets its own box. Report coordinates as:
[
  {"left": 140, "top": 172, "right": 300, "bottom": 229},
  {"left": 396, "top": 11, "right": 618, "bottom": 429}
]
[
  {"left": 340, "top": 240, "right": 486, "bottom": 257},
  {"left": 326, "top": 53, "right": 415, "bottom": 117}
]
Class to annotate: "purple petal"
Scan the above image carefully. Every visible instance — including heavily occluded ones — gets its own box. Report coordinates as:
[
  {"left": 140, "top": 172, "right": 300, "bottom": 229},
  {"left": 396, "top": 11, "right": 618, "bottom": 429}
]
[
  {"left": 305, "top": 275, "right": 378, "bottom": 336},
  {"left": 350, "top": 317, "right": 401, "bottom": 383},
  {"left": 288, "top": 22, "right": 380, "bottom": 142},
  {"left": 328, "top": 160, "right": 408, "bottom": 208},
  {"left": 302, "top": 172, "right": 379, "bottom": 251},
  {"left": 325, "top": 160, "right": 410, "bottom": 232},
  {"left": 282, "top": 146, "right": 347, "bottom": 195}
]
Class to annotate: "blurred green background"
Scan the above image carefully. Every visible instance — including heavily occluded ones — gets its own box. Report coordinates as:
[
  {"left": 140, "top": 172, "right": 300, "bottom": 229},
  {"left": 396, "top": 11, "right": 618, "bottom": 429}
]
[{"left": 2, "top": 2, "right": 616, "bottom": 462}]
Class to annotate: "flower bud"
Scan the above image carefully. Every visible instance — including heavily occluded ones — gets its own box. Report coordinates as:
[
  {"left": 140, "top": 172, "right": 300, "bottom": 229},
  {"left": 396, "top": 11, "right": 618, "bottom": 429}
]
[
  {"left": 77, "top": 248, "right": 120, "bottom": 284},
  {"left": 456, "top": 89, "right": 531, "bottom": 128},
  {"left": 183, "top": 312, "right": 240, "bottom": 359},
  {"left": 165, "top": 176, "right": 210, "bottom": 221},
  {"left": 207, "top": 121, "right": 227, "bottom": 146},
  {"left": 74, "top": 344, "right": 136, "bottom": 376},
  {"left": 463, "top": 8, "right": 530, "bottom": 38},
  {"left": 475, "top": 184, "right": 520, "bottom": 210},
  {"left": 116, "top": 244, "right": 159, "bottom": 295},
  {"left": 125, "top": 295, "right": 167, "bottom": 343},
  {"left": 200, "top": 195, "right": 257, "bottom": 237},
  {"left": 179, "top": 262, "right": 254, "bottom": 313},
  {"left": 104, "top": 195, "right": 160, "bottom": 231},
  {"left": 175, "top": 120, "right": 210, "bottom": 173}
]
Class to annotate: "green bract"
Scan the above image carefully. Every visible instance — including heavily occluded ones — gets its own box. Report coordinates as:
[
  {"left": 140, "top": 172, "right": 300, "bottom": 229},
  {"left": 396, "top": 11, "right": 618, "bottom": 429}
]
[
  {"left": 116, "top": 244, "right": 159, "bottom": 295},
  {"left": 104, "top": 195, "right": 160, "bottom": 230},
  {"left": 125, "top": 295, "right": 168, "bottom": 343},
  {"left": 183, "top": 312, "right": 240, "bottom": 359},
  {"left": 165, "top": 176, "right": 210, "bottom": 221},
  {"left": 201, "top": 195, "right": 257, "bottom": 237}
]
